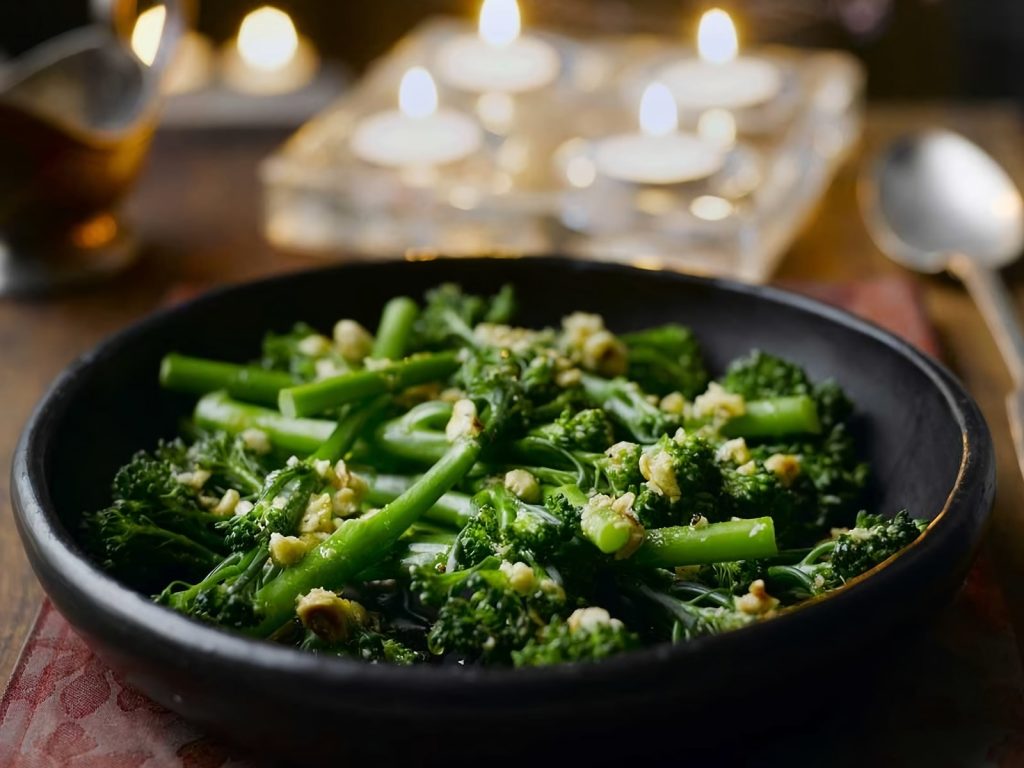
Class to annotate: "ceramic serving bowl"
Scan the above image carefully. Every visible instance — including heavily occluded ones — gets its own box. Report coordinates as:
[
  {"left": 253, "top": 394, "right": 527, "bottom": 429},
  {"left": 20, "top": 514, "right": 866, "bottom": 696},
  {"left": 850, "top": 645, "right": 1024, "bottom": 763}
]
[{"left": 12, "top": 257, "right": 995, "bottom": 762}]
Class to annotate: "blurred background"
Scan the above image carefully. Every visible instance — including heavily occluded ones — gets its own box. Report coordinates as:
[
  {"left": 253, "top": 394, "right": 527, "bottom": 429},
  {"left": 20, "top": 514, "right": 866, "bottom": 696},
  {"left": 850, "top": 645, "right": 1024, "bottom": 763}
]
[{"left": 2, "top": 0, "right": 1021, "bottom": 104}]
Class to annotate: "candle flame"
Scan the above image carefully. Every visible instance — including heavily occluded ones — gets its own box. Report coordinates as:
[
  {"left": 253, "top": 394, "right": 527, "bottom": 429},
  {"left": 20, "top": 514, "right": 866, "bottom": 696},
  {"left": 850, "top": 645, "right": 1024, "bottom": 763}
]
[
  {"left": 479, "top": 0, "right": 521, "bottom": 48},
  {"left": 399, "top": 67, "right": 438, "bottom": 119},
  {"left": 238, "top": 6, "right": 299, "bottom": 72},
  {"left": 639, "top": 82, "right": 678, "bottom": 138},
  {"left": 698, "top": 8, "right": 738, "bottom": 65},
  {"left": 131, "top": 5, "right": 166, "bottom": 66}
]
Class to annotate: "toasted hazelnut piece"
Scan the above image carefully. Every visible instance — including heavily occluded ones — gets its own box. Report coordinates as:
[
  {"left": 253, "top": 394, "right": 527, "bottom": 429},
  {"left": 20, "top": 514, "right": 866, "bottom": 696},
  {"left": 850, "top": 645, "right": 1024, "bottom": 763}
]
[
  {"left": 269, "top": 533, "right": 309, "bottom": 567},
  {"left": 332, "top": 319, "right": 374, "bottom": 362},
  {"left": 692, "top": 383, "right": 746, "bottom": 422},
  {"left": 555, "top": 367, "right": 582, "bottom": 388},
  {"left": 716, "top": 437, "right": 751, "bottom": 465},
  {"left": 659, "top": 392, "right": 688, "bottom": 416},
  {"left": 240, "top": 428, "right": 271, "bottom": 454},
  {"left": 764, "top": 453, "right": 802, "bottom": 487},
  {"left": 567, "top": 606, "right": 623, "bottom": 633},
  {"left": 300, "top": 493, "right": 335, "bottom": 534},
  {"left": 735, "top": 579, "right": 780, "bottom": 616},
  {"left": 445, "top": 399, "right": 483, "bottom": 441},
  {"left": 314, "top": 359, "right": 345, "bottom": 381},
  {"left": 174, "top": 469, "right": 211, "bottom": 490},
  {"left": 297, "top": 334, "right": 332, "bottom": 357},
  {"left": 210, "top": 489, "right": 241, "bottom": 517},
  {"left": 504, "top": 469, "right": 541, "bottom": 504},
  {"left": 581, "top": 330, "right": 628, "bottom": 377},
  {"left": 639, "top": 448, "right": 681, "bottom": 501},
  {"left": 499, "top": 561, "right": 537, "bottom": 594},
  {"left": 295, "top": 589, "right": 370, "bottom": 643}
]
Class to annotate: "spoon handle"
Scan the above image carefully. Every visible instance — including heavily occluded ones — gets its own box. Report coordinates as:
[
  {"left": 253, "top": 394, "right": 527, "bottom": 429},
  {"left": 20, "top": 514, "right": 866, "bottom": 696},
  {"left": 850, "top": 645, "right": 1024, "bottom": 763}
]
[
  {"left": 1006, "top": 390, "right": 1024, "bottom": 484},
  {"left": 948, "top": 254, "right": 1024, "bottom": 480},
  {"left": 948, "top": 254, "right": 1024, "bottom": 386}
]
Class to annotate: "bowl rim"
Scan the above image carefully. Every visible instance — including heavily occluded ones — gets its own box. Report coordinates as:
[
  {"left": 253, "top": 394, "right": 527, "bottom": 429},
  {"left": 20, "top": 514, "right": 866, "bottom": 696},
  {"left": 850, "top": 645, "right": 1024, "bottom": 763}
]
[{"left": 11, "top": 256, "right": 994, "bottom": 693}]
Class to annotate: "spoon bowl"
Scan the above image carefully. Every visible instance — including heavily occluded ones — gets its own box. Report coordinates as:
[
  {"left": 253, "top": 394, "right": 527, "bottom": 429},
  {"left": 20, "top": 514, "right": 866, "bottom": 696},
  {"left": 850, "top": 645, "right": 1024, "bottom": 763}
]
[{"left": 861, "top": 130, "right": 1024, "bottom": 273}]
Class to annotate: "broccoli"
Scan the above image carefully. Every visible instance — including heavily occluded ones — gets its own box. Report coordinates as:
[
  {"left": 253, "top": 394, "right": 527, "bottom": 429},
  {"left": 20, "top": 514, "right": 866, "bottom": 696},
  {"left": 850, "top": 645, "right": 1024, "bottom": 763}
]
[
  {"left": 621, "top": 324, "right": 709, "bottom": 399},
  {"left": 84, "top": 433, "right": 270, "bottom": 590},
  {"left": 831, "top": 510, "right": 925, "bottom": 580},
  {"left": 625, "top": 578, "right": 757, "bottom": 641},
  {"left": 550, "top": 484, "right": 778, "bottom": 567},
  {"left": 630, "top": 433, "right": 722, "bottom": 528},
  {"left": 447, "top": 484, "right": 578, "bottom": 570},
  {"left": 720, "top": 350, "right": 852, "bottom": 433},
  {"left": 721, "top": 459, "right": 818, "bottom": 547},
  {"left": 86, "top": 282, "right": 918, "bottom": 667},
  {"left": 218, "top": 464, "right": 320, "bottom": 552},
  {"left": 297, "top": 594, "right": 421, "bottom": 665},
  {"left": 603, "top": 441, "right": 644, "bottom": 493},
  {"left": 159, "top": 354, "right": 294, "bottom": 406},
  {"left": 766, "top": 511, "right": 926, "bottom": 599},
  {"left": 750, "top": 424, "right": 869, "bottom": 532},
  {"left": 158, "top": 400, "right": 385, "bottom": 628},
  {"left": 420, "top": 561, "right": 565, "bottom": 663},
  {"left": 512, "top": 609, "right": 639, "bottom": 667},
  {"left": 261, "top": 322, "right": 349, "bottom": 381},
  {"left": 721, "top": 350, "right": 813, "bottom": 401},
  {"left": 532, "top": 408, "right": 615, "bottom": 454},
  {"left": 410, "top": 283, "right": 516, "bottom": 351},
  {"left": 82, "top": 501, "right": 225, "bottom": 590},
  {"left": 694, "top": 559, "right": 768, "bottom": 595},
  {"left": 113, "top": 433, "right": 265, "bottom": 504},
  {"left": 580, "top": 373, "right": 677, "bottom": 443}
]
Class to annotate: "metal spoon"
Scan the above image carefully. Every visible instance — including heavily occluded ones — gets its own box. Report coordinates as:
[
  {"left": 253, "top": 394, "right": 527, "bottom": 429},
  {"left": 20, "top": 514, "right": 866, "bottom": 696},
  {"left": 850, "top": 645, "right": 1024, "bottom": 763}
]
[{"left": 860, "top": 129, "right": 1024, "bottom": 479}]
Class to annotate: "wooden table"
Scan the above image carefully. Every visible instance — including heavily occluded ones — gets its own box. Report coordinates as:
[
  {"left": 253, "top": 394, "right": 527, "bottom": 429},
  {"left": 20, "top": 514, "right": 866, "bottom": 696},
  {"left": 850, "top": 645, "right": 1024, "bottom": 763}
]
[{"left": 2, "top": 103, "right": 1022, "bottom": 683}]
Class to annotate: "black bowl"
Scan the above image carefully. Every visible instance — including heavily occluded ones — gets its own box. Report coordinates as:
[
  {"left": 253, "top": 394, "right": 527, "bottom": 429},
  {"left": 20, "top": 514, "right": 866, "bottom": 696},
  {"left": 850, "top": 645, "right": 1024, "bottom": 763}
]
[{"left": 12, "top": 258, "right": 994, "bottom": 762}]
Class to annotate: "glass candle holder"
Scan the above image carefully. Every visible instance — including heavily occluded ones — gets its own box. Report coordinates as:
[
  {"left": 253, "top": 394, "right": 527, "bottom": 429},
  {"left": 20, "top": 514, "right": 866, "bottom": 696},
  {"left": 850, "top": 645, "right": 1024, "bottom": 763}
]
[{"left": 263, "top": 18, "right": 863, "bottom": 282}]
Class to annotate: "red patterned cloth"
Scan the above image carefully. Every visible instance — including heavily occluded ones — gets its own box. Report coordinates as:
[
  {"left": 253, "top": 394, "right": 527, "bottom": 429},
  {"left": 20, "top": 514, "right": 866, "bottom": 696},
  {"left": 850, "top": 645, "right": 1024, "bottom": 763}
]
[{"left": 2, "top": 278, "right": 1021, "bottom": 766}]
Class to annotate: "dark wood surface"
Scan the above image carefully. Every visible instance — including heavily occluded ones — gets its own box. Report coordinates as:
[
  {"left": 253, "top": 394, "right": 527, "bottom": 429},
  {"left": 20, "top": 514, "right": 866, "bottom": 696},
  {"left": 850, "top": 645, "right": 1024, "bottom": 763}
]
[{"left": 2, "top": 103, "right": 1023, "bottom": 684}]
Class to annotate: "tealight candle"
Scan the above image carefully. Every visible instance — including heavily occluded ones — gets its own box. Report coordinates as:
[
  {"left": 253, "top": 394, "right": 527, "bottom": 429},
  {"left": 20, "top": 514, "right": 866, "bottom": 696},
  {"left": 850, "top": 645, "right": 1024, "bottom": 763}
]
[
  {"left": 435, "top": 0, "right": 560, "bottom": 94},
  {"left": 221, "top": 6, "right": 318, "bottom": 95},
  {"left": 594, "top": 82, "right": 724, "bottom": 185},
  {"left": 661, "top": 8, "right": 781, "bottom": 111},
  {"left": 131, "top": 7, "right": 215, "bottom": 94},
  {"left": 350, "top": 67, "right": 483, "bottom": 168}
]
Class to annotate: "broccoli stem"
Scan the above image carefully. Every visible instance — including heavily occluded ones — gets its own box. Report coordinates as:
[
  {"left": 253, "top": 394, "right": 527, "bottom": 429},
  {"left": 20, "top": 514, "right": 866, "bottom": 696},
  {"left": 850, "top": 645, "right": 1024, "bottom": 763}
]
[
  {"left": 310, "top": 395, "right": 390, "bottom": 463},
  {"left": 253, "top": 437, "right": 482, "bottom": 634},
  {"left": 372, "top": 297, "right": 419, "bottom": 360},
  {"left": 553, "top": 483, "right": 636, "bottom": 555},
  {"left": 194, "top": 392, "right": 335, "bottom": 455},
  {"left": 278, "top": 352, "right": 459, "bottom": 418},
  {"left": 579, "top": 373, "right": 670, "bottom": 443},
  {"left": 372, "top": 401, "right": 452, "bottom": 465},
  {"left": 634, "top": 517, "right": 777, "bottom": 567},
  {"left": 192, "top": 391, "right": 335, "bottom": 456},
  {"left": 160, "top": 354, "right": 294, "bottom": 406},
  {"left": 582, "top": 503, "right": 632, "bottom": 554},
  {"left": 720, "top": 396, "right": 821, "bottom": 438},
  {"left": 364, "top": 473, "right": 475, "bottom": 528},
  {"left": 356, "top": 527, "right": 457, "bottom": 580}
]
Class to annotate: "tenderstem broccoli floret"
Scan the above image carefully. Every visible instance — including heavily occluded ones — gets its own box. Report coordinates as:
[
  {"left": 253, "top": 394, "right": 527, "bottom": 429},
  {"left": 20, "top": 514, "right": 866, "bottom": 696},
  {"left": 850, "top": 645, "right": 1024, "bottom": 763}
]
[
  {"left": 421, "top": 561, "right": 565, "bottom": 663},
  {"left": 512, "top": 607, "right": 639, "bottom": 667},
  {"left": 532, "top": 407, "right": 615, "bottom": 454},
  {"left": 296, "top": 589, "right": 422, "bottom": 665},
  {"left": 620, "top": 323, "right": 709, "bottom": 399},
  {"left": 830, "top": 510, "right": 925, "bottom": 580},
  {"left": 632, "top": 432, "right": 722, "bottom": 528}
]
